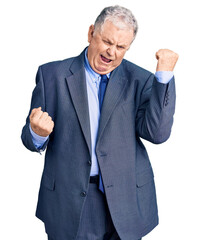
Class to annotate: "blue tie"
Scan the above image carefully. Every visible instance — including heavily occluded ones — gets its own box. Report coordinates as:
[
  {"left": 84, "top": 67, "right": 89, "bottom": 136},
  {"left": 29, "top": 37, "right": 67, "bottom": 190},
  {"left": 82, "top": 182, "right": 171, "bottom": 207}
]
[{"left": 98, "top": 75, "right": 109, "bottom": 193}]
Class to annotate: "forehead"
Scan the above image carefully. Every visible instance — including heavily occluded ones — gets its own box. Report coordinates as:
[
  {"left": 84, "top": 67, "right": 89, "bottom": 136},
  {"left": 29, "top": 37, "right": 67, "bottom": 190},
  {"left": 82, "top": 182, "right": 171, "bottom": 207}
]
[{"left": 100, "top": 20, "right": 134, "bottom": 46}]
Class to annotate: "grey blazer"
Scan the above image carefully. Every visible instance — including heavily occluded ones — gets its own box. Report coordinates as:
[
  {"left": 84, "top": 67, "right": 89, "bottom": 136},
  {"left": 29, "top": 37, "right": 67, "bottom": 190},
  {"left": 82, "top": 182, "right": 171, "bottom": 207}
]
[{"left": 21, "top": 49, "right": 176, "bottom": 240}]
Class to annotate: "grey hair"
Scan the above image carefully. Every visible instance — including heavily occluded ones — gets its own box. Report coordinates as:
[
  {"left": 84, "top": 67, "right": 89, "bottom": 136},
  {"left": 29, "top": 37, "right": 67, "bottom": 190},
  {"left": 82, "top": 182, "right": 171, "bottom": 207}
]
[{"left": 94, "top": 5, "right": 138, "bottom": 39}]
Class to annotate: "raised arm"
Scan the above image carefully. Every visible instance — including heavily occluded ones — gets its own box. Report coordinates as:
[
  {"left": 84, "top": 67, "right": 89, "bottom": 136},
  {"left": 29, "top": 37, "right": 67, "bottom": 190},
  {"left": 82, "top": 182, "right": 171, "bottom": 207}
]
[{"left": 136, "top": 49, "right": 178, "bottom": 144}]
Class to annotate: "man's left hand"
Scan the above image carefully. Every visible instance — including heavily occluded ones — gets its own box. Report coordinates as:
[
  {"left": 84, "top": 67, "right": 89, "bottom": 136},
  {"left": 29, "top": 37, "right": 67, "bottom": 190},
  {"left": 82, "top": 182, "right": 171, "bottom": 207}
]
[{"left": 156, "top": 49, "right": 179, "bottom": 71}]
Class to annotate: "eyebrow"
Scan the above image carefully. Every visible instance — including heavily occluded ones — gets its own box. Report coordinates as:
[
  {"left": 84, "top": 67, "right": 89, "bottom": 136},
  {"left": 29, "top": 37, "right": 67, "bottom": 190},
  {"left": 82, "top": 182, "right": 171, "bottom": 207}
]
[{"left": 103, "top": 38, "right": 127, "bottom": 48}]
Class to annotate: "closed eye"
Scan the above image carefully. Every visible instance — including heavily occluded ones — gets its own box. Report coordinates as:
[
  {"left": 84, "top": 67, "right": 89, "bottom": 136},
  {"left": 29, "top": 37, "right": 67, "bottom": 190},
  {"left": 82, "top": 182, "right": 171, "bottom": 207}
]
[
  {"left": 117, "top": 45, "right": 125, "bottom": 50},
  {"left": 103, "top": 40, "right": 112, "bottom": 45}
]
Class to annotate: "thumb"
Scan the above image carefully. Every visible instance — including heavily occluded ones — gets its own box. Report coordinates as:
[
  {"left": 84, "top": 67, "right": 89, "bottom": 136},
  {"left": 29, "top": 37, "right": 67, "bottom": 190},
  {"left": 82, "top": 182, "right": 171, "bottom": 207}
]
[{"left": 30, "top": 107, "right": 42, "bottom": 118}]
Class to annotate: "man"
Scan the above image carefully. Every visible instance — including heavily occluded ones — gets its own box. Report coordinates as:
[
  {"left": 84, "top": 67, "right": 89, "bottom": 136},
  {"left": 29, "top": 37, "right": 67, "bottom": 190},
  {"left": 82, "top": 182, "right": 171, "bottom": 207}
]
[{"left": 21, "top": 5, "right": 178, "bottom": 240}]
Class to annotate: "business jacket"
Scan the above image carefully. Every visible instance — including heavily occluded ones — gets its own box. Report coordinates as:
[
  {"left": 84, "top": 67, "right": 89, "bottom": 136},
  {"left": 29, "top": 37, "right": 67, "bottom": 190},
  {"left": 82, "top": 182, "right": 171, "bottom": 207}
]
[{"left": 21, "top": 48, "right": 176, "bottom": 240}]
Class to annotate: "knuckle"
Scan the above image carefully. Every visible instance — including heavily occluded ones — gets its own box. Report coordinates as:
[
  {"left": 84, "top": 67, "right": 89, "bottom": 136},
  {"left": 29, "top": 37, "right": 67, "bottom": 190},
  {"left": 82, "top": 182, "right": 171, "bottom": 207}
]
[{"left": 36, "top": 107, "right": 42, "bottom": 112}]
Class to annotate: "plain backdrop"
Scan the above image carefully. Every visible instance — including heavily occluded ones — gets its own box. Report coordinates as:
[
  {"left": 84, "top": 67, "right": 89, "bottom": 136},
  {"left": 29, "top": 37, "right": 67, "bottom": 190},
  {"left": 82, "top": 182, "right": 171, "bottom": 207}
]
[{"left": 1, "top": 0, "right": 200, "bottom": 239}]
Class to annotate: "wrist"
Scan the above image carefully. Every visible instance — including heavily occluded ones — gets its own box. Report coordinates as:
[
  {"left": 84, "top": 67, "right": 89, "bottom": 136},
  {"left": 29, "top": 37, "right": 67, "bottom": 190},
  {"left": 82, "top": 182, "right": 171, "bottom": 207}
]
[{"left": 29, "top": 124, "right": 49, "bottom": 140}]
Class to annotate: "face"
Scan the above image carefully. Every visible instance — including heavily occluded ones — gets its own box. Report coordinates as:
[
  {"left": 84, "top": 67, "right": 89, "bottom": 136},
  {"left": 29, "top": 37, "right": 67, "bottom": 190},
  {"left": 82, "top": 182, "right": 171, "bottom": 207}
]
[{"left": 87, "top": 21, "right": 134, "bottom": 75}]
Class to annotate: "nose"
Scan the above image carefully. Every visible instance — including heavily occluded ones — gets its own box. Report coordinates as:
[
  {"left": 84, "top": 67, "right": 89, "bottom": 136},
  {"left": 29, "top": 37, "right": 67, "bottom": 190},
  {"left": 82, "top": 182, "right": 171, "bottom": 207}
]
[{"left": 107, "top": 46, "right": 116, "bottom": 57}]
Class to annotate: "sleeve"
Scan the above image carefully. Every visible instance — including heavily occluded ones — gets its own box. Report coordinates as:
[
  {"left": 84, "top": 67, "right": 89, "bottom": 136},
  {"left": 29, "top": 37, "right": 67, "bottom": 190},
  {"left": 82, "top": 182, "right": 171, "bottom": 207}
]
[
  {"left": 21, "top": 66, "right": 49, "bottom": 152},
  {"left": 136, "top": 74, "right": 176, "bottom": 144}
]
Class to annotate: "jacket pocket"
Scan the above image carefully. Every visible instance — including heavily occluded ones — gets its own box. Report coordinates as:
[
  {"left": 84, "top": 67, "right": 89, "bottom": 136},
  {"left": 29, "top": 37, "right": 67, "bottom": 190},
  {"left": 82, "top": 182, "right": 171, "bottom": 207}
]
[
  {"left": 136, "top": 167, "right": 157, "bottom": 222},
  {"left": 41, "top": 173, "right": 55, "bottom": 191},
  {"left": 136, "top": 167, "right": 154, "bottom": 188}
]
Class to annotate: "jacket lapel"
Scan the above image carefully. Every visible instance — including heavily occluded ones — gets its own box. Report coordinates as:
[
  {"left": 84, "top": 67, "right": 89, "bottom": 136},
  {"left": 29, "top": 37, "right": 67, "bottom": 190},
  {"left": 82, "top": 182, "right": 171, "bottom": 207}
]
[
  {"left": 65, "top": 51, "right": 128, "bottom": 155},
  {"left": 97, "top": 64, "right": 128, "bottom": 144},
  {"left": 65, "top": 51, "right": 92, "bottom": 156}
]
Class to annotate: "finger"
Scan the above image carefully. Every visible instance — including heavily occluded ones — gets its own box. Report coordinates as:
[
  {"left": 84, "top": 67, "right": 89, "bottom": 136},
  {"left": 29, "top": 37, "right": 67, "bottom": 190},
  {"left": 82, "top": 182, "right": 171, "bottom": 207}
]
[
  {"left": 155, "top": 51, "right": 160, "bottom": 60},
  {"left": 46, "top": 117, "right": 54, "bottom": 127},
  {"left": 47, "top": 117, "right": 53, "bottom": 125},
  {"left": 43, "top": 120, "right": 54, "bottom": 135},
  {"left": 49, "top": 121, "right": 54, "bottom": 133},
  {"left": 30, "top": 109, "right": 36, "bottom": 119},
  {"left": 155, "top": 54, "right": 159, "bottom": 60},
  {"left": 31, "top": 108, "right": 43, "bottom": 121},
  {"left": 47, "top": 119, "right": 54, "bottom": 130},
  {"left": 30, "top": 107, "right": 42, "bottom": 119},
  {"left": 39, "top": 112, "right": 49, "bottom": 121}
]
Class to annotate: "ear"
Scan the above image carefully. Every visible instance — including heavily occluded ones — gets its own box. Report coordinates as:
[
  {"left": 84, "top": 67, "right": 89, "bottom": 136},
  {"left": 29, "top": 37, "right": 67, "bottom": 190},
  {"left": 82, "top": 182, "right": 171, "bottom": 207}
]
[{"left": 88, "top": 24, "right": 95, "bottom": 43}]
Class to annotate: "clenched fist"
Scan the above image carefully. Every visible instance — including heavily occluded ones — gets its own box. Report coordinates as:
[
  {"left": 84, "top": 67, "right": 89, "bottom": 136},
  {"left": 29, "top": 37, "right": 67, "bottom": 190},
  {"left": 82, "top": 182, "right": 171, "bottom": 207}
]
[
  {"left": 30, "top": 107, "right": 54, "bottom": 137},
  {"left": 156, "top": 49, "right": 179, "bottom": 71}
]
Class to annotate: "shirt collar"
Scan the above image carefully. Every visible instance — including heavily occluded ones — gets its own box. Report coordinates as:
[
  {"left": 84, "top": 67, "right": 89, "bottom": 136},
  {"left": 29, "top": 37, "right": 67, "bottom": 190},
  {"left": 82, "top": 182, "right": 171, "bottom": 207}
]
[{"left": 84, "top": 48, "right": 110, "bottom": 83}]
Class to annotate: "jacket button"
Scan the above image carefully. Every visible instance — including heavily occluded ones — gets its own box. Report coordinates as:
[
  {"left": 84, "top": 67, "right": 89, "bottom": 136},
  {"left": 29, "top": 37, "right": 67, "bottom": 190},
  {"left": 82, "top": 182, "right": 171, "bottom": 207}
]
[
  {"left": 80, "top": 191, "right": 87, "bottom": 197},
  {"left": 88, "top": 160, "right": 91, "bottom": 166}
]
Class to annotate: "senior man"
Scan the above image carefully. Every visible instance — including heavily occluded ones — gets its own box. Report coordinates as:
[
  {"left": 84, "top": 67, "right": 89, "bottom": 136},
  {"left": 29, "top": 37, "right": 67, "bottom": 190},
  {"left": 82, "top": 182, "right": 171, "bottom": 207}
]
[{"left": 21, "top": 5, "right": 178, "bottom": 240}]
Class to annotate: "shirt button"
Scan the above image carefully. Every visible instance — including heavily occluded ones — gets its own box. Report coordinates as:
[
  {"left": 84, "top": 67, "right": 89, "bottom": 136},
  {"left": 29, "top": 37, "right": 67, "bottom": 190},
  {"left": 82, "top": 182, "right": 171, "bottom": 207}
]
[
  {"left": 88, "top": 160, "right": 91, "bottom": 166},
  {"left": 80, "top": 191, "right": 87, "bottom": 197}
]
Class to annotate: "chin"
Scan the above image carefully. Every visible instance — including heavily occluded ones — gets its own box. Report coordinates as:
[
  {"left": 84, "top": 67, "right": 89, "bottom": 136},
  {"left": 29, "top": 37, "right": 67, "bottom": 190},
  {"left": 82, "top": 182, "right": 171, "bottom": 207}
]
[
  {"left": 94, "top": 66, "right": 108, "bottom": 74},
  {"left": 97, "top": 69, "right": 110, "bottom": 75}
]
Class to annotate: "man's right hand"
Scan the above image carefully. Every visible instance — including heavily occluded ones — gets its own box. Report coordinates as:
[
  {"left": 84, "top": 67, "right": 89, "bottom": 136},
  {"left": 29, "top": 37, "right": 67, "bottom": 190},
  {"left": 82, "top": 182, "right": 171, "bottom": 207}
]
[{"left": 30, "top": 107, "right": 54, "bottom": 137}]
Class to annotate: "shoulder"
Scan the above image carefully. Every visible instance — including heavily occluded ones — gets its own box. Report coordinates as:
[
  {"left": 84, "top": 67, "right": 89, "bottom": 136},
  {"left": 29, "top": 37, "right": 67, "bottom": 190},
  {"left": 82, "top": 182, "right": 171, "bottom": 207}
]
[
  {"left": 38, "top": 48, "right": 86, "bottom": 76},
  {"left": 38, "top": 57, "right": 75, "bottom": 76},
  {"left": 122, "top": 59, "right": 153, "bottom": 80}
]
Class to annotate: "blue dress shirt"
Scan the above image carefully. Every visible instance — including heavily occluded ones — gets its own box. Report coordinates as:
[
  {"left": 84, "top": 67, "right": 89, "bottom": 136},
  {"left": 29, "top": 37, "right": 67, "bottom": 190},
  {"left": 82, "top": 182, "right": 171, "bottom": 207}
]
[{"left": 29, "top": 49, "right": 173, "bottom": 175}]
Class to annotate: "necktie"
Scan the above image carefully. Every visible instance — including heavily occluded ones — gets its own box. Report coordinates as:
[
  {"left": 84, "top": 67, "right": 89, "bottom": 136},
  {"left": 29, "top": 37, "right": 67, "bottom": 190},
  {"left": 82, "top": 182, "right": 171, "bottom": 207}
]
[
  {"left": 98, "top": 75, "right": 109, "bottom": 112},
  {"left": 98, "top": 74, "right": 109, "bottom": 193}
]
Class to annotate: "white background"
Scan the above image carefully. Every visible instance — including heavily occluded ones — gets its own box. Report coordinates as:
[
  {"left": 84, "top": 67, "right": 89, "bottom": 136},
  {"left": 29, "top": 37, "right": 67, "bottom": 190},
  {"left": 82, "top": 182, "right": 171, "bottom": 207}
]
[{"left": 1, "top": 0, "right": 200, "bottom": 239}]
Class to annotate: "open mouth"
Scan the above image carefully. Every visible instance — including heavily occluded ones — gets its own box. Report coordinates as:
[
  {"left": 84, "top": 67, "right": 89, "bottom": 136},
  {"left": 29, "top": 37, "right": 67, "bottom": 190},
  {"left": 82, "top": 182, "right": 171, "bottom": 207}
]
[{"left": 101, "top": 55, "right": 112, "bottom": 63}]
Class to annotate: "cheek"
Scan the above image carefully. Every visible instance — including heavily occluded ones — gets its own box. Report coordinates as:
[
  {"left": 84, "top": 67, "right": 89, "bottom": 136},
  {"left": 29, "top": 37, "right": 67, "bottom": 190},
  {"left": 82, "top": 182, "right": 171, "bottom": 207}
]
[{"left": 115, "top": 52, "right": 125, "bottom": 63}]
